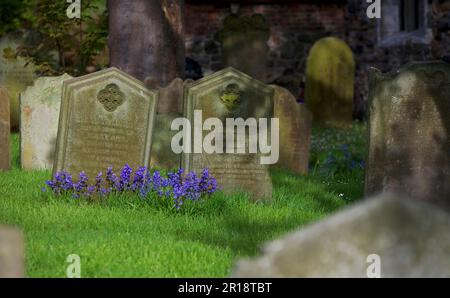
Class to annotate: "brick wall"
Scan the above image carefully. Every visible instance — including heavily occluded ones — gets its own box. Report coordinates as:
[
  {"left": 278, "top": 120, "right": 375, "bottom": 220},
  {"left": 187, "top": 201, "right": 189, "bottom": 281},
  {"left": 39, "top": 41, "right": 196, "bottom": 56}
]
[
  {"left": 185, "top": 0, "right": 450, "bottom": 119},
  {"left": 185, "top": 2, "right": 346, "bottom": 81}
]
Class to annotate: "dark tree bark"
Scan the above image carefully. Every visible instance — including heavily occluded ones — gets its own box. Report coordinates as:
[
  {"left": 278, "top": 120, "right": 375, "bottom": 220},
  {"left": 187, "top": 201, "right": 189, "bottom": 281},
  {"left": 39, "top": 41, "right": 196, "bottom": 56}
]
[{"left": 108, "top": 0, "right": 185, "bottom": 86}]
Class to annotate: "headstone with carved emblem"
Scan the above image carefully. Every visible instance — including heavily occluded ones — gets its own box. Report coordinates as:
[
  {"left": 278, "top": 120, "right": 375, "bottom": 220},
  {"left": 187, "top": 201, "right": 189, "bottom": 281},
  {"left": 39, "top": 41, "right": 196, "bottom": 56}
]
[
  {"left": 53, "top": 67, "right": 158, "bottom": 179},
  {"left": 183, "top": 67, "right": 274, "bottom": 201}
]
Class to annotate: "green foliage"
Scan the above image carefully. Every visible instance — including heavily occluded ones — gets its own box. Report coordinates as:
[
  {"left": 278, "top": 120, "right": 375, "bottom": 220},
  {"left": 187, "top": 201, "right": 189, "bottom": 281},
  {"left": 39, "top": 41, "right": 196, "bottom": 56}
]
[
  {"left": 0, "top": 0, "right": 29, "bottom": 36},
  {"left": 3, "top": 0, "right": 108, "bottom": 76}
]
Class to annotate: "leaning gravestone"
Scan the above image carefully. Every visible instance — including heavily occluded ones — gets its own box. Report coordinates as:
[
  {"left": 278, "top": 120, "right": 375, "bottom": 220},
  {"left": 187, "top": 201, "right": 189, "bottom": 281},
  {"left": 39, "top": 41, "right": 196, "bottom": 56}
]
[
  {"left": 272, "top": 85, "right": 312, "bottom": 174},
  {"left": 183, "top": 67, "right": 274, "bottom": 201},
  {"left": 0, "top": 226, "right": 24, "bottom": 278},
  {"left": 366, "top": 62, "right": 450, "bottom": 207},
  {"left": 20, "top": 74, "right": 73, "bottom": 170},
  {"left": 233, "top": 193, "right": 450, "bottom": 278},
  {"left": 0, "top": 87, "right": 11, "bottom": 171},
  {"left": 53, "top": 67, "right": 158, "bottom": 180},
  {"left": 305, "top": 37, "right": 355, "bottom": 127}
]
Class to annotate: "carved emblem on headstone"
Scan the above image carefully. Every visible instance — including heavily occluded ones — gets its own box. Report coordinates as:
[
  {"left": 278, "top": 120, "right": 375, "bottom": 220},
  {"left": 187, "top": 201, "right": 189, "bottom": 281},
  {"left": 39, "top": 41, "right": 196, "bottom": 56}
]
[
  {"left": 220, "top": 83, "right": 241, "bottom": 110},
  {"left": 97, "top": 83, "right": 125, "bottom": 112}
]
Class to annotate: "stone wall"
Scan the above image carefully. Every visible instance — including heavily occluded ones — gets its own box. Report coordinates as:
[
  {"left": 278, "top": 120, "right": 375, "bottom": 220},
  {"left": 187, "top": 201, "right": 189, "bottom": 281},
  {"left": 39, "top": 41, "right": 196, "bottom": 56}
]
[
  {"left": 185, "top": 0, "right": 450, "bottom": 119},
  {"left": 185, "top": 2, "right": 347, "bottom": 84}
]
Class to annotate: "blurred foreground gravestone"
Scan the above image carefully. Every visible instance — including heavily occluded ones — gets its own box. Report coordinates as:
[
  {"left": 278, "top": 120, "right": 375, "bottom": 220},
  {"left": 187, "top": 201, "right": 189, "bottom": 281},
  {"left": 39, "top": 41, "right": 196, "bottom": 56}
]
[
  {"left": 0, "top": 226, "right": 24, "bottom": 278},
  {"left": 305, "top": 37, "right": 355, "bottom": 127},
  {"left": 366, "top": 61, "right": 450, "bottom": 207},
  {"left": 272, "top": 85, "right": 312, "bottom": 174},
  {"left": 20, "top": 74, "right": 73, "bottom": 170},
  {"left": 53, "top": 67, "right": 158, "bottom": 179},
  {"left": 232, "top": 193, "right": 450, "bottom": 277},
  {"left": 183, "top": 67, "right": 274, "bottom": 202},
  {"left": 0, "top": 87, "right": 11, "bottom": 171}
]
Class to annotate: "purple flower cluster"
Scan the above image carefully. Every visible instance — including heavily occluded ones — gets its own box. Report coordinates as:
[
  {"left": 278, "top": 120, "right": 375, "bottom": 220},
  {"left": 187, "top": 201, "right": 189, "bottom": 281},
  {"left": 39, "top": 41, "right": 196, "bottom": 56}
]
[{"left": 44, "top": 164, "right": 218, "bottom": 209}]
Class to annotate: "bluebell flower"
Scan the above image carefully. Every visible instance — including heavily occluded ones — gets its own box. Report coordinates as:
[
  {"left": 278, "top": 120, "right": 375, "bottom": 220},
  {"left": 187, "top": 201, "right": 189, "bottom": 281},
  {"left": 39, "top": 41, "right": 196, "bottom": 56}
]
[{"left": 42, "top": 165, "right": 218, "bottom": 210}]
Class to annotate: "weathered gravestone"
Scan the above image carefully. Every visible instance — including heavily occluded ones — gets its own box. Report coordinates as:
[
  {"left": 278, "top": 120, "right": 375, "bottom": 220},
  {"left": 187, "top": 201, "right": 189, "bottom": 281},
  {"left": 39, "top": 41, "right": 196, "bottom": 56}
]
[
  {"left": 183, "top": 67, "right": 274, "bottom": 201},
  {"left": 145, "top": 77, "right": 193, "bottom": 169},
  {"left": 218, "top": 14, "right": 270, "bottom": 82},
  {"left": 0, "top": 87, "right": 11, "bottom": 171},
  {"left": 151, "top": 113, "right": 182, "bottom": 169},
  {"left": 53, "top": 67, "right": 158, "bottom": 180},
  {"left": 20, "top": 74, "right": 73, "bottom": 170},
  {"left": 366, "top": 62, "right": 450, "bottom": 207},
  {"left": 233, "top": 192, "right": 450, "bottom": 278},
  {"left": 145, "top": 77, "right": 185, "bottom": 114},
  {"left": 0, "top": 226, "right": 24, "bottom": 278},
  {"left": 272, "top": 85, "right": 312, "bottom": 174},
  {"left": 305, "top": 37, "right": 355, "bottom": 127},
  {"left": 0, "top": 37, "right": 38, "bottom": 131}
]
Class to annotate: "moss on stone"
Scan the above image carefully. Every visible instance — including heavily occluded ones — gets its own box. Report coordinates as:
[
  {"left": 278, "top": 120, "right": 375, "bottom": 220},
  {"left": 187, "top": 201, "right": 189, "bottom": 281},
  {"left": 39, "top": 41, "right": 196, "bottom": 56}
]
[{"left": 305, "top": 37, "right": 355, "bottom": 127}]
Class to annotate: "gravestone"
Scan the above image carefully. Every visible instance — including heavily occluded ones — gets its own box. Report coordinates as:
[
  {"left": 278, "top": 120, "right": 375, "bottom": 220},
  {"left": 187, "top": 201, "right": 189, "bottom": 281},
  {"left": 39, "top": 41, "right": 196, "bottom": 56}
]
[
  {"left": 0, "top": 87, "right": 11, "bottom": 171},
  {"left": 20, "top": 74, "right": 73, "bottom": 170},
  {"left": 233, "top": 193, "right": 450, "bottom": 278},
  {"left": 53, "top": 67, "right": 158, "bottom": 180},
  {"left": 305, "top": 37, "right": 355, "bottom": 127},
  {"left": 0, "top": 37, "right": 38, "bottom": 131},
  {"left": 366, "top": 62, "right": 450, "bottom": 207},
  {"left": 218, "top": 14, "right": 270, "bottom": 82},
  {"left": 151, "top": 113, "right": 182, "bottom": 169},
  {"left": 272, "top": 85, "right": 312, "bottom": 174},
  {"left": 0, "top": 226, "right": 24, "bottom": 278},
  {"left": 145, "top": 77, "right": 185, "bottom": 114},
  {"left": 145, "top": 77, "right": 193, "bottom": 169},
  {"left": 183, "top": 67, "right": 274, "bottom": 201}
]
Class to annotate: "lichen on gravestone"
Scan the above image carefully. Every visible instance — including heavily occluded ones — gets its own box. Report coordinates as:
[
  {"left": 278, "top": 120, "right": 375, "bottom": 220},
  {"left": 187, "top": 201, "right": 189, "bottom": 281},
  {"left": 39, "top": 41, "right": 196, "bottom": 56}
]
[{"left": 305, "top": 37, "right": 355, "bottom": 128}]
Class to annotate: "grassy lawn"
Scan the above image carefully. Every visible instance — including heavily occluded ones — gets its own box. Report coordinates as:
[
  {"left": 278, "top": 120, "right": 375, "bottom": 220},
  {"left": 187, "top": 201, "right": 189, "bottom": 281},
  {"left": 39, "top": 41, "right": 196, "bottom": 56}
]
[{"left": 0, "top": 124, "right": 366, "bottom": 277}]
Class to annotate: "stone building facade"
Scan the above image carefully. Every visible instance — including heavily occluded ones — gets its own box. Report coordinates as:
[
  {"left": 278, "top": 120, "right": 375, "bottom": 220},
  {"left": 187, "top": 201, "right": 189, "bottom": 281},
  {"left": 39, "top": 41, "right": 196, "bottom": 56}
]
[{"left": 185, "top": 0, "right": 450, "bottom": 119}]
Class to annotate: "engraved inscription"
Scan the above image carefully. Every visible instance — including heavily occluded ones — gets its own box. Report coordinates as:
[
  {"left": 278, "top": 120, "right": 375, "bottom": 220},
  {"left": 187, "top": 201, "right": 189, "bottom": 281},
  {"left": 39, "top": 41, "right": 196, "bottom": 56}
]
[
  {"left": 71, "top": 122, "right": 139, "bottom": 174},
  {"left": 97, "top": 83, "right": 125, "bottom": 112},
  {"left": 192, "top": 154, "right": 268, "bottom": 192}
]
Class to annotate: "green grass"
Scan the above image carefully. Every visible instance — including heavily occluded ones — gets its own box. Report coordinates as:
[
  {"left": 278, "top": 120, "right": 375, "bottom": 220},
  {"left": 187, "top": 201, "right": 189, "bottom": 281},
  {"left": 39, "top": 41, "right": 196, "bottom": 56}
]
[{"left": 0, "top": 124, "right": 366, "bottom": 277}]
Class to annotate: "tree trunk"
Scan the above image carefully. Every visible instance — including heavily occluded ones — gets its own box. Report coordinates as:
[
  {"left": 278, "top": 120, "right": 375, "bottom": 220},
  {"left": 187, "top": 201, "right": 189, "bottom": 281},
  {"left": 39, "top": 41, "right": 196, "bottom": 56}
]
[{"left": 108, "top": 0, "right": 185, "bottom": 86}]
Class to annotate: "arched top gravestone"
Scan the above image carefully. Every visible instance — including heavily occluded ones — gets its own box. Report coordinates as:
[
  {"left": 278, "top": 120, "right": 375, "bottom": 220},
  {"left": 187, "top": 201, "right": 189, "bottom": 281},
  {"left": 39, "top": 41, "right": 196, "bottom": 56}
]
[
  {"left": 305, "top": 37, "right": 355, "bottom": 127},
  {"left": 366, "top": 61, "right": 450, "bottom": 207},
  {"left": 0, "top": 37, "right": 37, "bottom": 131},
  {"left": 53, "top": 67, "right": 158, "bottom": 180},
  {"left": 271, "top": 85, "right": 312, "bottom": 175}
]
